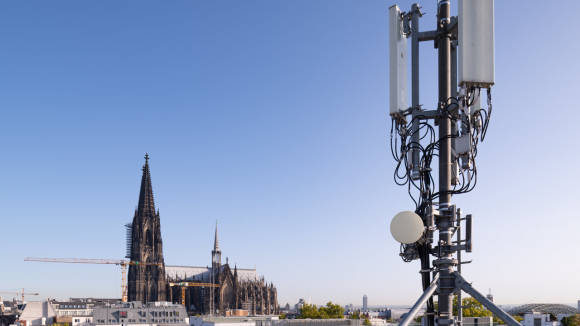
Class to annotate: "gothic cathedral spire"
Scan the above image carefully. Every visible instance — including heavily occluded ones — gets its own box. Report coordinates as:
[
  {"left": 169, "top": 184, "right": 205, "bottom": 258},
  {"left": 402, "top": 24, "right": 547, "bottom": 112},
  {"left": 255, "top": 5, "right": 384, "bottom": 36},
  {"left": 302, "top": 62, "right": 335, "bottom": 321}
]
[
  {"left": 127, "top": 154, "right": 168, "bottom": 303},
  {"left": 137, "top": 153, "right": 155, "bottom": 216},
  {"left": 212, "top": 221, "right": 221, "bottom": 271}
]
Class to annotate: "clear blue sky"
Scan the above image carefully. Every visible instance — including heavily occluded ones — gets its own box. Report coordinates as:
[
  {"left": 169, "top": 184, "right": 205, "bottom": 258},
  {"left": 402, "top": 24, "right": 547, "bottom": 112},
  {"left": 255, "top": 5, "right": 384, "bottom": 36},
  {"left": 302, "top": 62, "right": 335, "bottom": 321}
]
[{"left": 1, "top": 0, "right": 579, "bottom": 307}]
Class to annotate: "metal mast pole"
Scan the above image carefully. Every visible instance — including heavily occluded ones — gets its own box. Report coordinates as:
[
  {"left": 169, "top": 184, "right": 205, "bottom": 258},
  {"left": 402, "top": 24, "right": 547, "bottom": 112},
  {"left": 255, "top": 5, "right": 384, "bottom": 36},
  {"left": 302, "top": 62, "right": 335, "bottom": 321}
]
[
  {"left": 411, "top": 3, "right": 421, "bottom": 178},
  {"left": 411, "top": 5, "right": 435, "bottom": 326},
  {"left": 436, "top": 0, "right": 453, "bottom": 325}
]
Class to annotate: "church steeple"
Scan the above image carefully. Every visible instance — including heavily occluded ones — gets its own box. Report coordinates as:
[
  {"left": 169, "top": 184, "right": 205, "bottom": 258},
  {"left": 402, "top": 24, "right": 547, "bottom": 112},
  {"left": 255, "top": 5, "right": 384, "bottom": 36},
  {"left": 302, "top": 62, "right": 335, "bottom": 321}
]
[
  {"left": 127, "top": 154, "right": 167, "bottom": 303},
  {"left": 212, "top": 221, "right": 221, "bottom": 271},
  {"left": 214, "top": 221, "right": 220, "bottom": 251},
  {"left": 137, "top": 153, "right": 155, "bottom": 216}
]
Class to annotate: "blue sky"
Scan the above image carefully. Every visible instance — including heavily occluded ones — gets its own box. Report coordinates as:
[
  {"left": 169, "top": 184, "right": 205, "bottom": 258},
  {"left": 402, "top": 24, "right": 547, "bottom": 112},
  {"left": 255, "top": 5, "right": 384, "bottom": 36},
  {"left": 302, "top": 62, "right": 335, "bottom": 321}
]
[{"left": 1, "top": 0, "right": 579, "bottom": 307}]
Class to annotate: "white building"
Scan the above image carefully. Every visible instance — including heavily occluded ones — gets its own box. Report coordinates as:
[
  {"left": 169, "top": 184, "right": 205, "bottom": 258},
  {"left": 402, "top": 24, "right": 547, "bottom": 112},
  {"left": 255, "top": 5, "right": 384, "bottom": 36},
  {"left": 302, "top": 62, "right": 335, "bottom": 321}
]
[
  {"left": 19, "top": 301, "right": 57, "bottom": 326},
  {"left": 93, "top": 301, "right": 188, "bottom": 326},
  {"left": 522, "top": 312, "right": 560, "bottom": 326},
  {"left": 51, "top": 301, "right": 94, "bottom": 326}
]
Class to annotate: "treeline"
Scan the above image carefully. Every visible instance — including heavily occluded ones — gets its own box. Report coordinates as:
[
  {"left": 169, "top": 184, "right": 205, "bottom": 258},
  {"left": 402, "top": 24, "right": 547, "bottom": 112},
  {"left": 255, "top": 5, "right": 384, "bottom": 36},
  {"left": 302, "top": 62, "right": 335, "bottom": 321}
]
[{"left": 298, "top": 302, "right": 345, "bottom": 319}]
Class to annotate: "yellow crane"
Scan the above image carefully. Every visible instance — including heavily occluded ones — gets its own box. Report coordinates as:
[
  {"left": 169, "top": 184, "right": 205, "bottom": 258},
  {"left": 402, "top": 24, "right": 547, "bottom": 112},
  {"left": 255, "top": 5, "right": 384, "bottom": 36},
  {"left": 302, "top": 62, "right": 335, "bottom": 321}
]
[
  {"left": 0, "top": 289, "right": 39, "bottom": 302},
  {"left": 24, "top": 257, "right": 162, "bottom": 303},
  {"left": 168, "top": 282, "right": 219, "bottom": 306}
]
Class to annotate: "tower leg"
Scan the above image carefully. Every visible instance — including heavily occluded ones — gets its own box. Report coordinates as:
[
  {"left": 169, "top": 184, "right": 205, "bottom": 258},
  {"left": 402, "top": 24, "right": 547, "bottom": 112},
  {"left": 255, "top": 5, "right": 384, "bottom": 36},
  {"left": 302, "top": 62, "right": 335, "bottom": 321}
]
[
  {"left": 399, "top": 273, "right": 440, "bottom": 326},
  {"left": 454, "top": 272, "right": 520, "bottom": 326}
]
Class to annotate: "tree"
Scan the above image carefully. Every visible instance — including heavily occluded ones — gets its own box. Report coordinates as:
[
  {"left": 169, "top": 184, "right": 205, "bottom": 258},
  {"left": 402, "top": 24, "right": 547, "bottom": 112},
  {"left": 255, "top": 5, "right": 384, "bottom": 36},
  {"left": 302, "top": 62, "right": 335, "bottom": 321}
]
[
  {"left": 299, "top": 304, "right": 321, "bottom": 319},
  {"left": 363, "top": 317, "right": 371, "bottom": 326},
  {"left": 351, "top": 311, "right": 361, "bottom": 320},
  {"left": 492, "top": 315, "right": 523, "bottom": 325},
  {"left": 432, "top": 297, "right": 522, "bottom": 325},
  {"left": 561, "top": 315, "right": 580, "bottom": 326},
  {"left": 298, "top": 302, "right": 345, "bottom": 319},
  {"left": 319, "top": 302, "right": 345, "bottom": 319},
  {"left": 453, "top": 297, "right": 492, "bottom": 318}
]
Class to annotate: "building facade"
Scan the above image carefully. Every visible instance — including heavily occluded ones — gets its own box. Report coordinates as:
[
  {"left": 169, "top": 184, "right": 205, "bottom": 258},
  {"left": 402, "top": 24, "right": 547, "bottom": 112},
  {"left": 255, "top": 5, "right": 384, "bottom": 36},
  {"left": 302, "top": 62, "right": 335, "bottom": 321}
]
[
  {"left": 522, "top": 313, "right": 559, "bottom": 326},
  {"left": 52, "top": 300, "right": 93, "bottom": 326},
  {"left": 362, "top": 296, "right": 367, "bottom": 313},
  {"left": 18, "top": 301, "right": 56, "bottom": 326},
  {"left": 127, "top": 155, "right": 278, "bottom": 315},
  {"left": 93, "top": 302, "right": 188, "bottom": 326}
]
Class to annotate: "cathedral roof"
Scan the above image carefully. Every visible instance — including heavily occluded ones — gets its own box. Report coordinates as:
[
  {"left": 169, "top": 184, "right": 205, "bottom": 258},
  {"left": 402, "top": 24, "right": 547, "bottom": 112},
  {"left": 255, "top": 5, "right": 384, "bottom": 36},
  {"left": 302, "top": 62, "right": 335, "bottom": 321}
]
[{"left": 165, "top": 265, "right": 258, "bottom": 282}]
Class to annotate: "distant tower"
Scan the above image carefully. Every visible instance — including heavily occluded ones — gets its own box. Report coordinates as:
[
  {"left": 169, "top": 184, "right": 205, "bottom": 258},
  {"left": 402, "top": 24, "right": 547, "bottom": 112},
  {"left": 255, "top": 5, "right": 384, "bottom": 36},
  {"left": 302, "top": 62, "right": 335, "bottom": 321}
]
[
  {"left": 486, "top": 288, "right": 494, "bottom": 303},
  {"left": 363, "top": 295, "right": 368, "bottom": 313},
  {"left": 127, "top": 154, "right": 168, "bottom": 303},
  {"left": 212, "top": 221, "right": 222, "bottom": 271}
]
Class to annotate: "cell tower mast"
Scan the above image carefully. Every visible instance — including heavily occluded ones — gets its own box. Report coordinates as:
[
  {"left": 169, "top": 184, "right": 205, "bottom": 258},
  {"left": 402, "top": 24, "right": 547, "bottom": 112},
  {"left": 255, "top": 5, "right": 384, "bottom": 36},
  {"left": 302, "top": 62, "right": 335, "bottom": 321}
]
[{"left": 387, "top": 1, "right": 519, "bottom": 326}]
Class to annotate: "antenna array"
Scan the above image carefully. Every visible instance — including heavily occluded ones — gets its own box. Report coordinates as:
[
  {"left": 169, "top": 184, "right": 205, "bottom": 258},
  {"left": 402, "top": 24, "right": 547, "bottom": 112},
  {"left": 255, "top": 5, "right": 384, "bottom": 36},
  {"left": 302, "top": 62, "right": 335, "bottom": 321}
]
[{"left": 387, "top": 2, "right": 518, "bottom": 326}]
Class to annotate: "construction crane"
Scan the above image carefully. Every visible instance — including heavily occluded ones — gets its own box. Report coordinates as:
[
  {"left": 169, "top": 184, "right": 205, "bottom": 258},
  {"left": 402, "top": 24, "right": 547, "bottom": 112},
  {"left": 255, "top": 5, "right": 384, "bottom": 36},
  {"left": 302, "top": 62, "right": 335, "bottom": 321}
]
[
  {"left": 0, "top": 289, "right": 39, "bottom": 302},
  {"left": 24, "top": 257, "right": 162, "bottom": 303},
  {"left": 168, "top": 282, "right": 219, "bottom": 306}
]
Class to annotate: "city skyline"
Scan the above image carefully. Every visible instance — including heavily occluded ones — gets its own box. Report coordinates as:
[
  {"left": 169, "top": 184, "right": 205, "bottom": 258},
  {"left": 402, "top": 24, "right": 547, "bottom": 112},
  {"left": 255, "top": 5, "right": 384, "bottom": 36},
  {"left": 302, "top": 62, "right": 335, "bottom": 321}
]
[{"left": 1, "top": 0, "right": 580, "bottom": 307}]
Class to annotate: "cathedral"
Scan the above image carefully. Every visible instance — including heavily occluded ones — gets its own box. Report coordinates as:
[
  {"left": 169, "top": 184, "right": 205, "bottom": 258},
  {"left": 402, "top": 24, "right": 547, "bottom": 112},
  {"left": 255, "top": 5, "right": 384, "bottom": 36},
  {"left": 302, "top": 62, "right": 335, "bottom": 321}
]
[{"left": 127, "top": 155, "right": 279, "bottom": 315}]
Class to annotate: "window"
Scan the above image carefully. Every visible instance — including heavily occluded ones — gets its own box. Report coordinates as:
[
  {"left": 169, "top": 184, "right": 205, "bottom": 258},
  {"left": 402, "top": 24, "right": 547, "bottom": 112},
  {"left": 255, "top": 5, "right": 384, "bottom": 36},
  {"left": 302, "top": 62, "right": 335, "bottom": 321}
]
[{"left": 146, "top": 229, "right": 153, "bottom": 246}]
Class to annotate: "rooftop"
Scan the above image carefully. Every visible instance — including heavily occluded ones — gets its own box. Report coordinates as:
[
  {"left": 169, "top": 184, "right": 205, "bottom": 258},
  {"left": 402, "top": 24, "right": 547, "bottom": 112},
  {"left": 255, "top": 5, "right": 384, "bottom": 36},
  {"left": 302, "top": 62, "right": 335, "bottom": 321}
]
[{"left": 509, "top": 304, "right": 578, "bottom": 316}]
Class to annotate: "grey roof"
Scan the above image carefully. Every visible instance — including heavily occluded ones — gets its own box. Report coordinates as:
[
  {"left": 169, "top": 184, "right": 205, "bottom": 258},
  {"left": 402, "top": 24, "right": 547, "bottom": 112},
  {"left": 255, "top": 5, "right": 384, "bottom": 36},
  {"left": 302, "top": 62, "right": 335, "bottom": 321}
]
[
  {"left": 509, "top": 304, "right": 578, "bottom": 316},
  {"left": 165, "top": 265, "right": 257, "bottom": 282}
]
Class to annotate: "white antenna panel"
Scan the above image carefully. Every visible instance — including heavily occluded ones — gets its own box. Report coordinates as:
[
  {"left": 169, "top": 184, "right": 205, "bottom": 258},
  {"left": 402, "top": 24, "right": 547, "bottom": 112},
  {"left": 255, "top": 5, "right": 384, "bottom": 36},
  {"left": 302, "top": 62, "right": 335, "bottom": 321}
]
[
  {"left": 459, "top": 0, "right": 494, "bottom": 87},
  {"left": 389, "top": 5, "right": 407, "bottom": 117}
]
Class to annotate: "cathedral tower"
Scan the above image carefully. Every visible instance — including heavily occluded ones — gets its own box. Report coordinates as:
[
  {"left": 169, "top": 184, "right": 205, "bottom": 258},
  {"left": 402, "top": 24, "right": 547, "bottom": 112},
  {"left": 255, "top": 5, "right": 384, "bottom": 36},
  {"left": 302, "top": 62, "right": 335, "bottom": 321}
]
[{"left": 127, "top": 154, "right": 168, "bottom": 302}]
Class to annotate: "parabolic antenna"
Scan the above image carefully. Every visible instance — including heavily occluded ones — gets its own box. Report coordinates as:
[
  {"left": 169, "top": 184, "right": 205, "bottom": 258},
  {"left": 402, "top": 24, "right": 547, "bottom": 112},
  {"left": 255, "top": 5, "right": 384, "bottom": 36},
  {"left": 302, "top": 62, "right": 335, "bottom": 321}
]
[{"left": 390, "top": 211, "right": 424, "bottom": 244}]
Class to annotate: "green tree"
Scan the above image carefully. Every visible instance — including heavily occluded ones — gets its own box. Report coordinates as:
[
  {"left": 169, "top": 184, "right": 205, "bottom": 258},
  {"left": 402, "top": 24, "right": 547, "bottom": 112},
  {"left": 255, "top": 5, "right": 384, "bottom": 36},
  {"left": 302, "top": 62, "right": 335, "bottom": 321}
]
[
  {"left": 363, "top": 317, "right": 371, "bottom": 326},
  {"left": 298, "top": 302, "right": 345, "bottom": 319},
  {"left": 350, "top": 311, "right": 361, "bottom": 320},
  {"left": 561, "top": 314, "right": 580, "bottom": 326},
  {"left": 299, "top": 304, "right": 321, "bottom": 319},
  {"left": 453, "top": 297, "right": 492, "bottom": 318},
  {"left": 479, "top": 314, "right": 521, "bottom": 324},
  {"left": 319, "top": 302, "right": 345, "bottom": 319}
]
